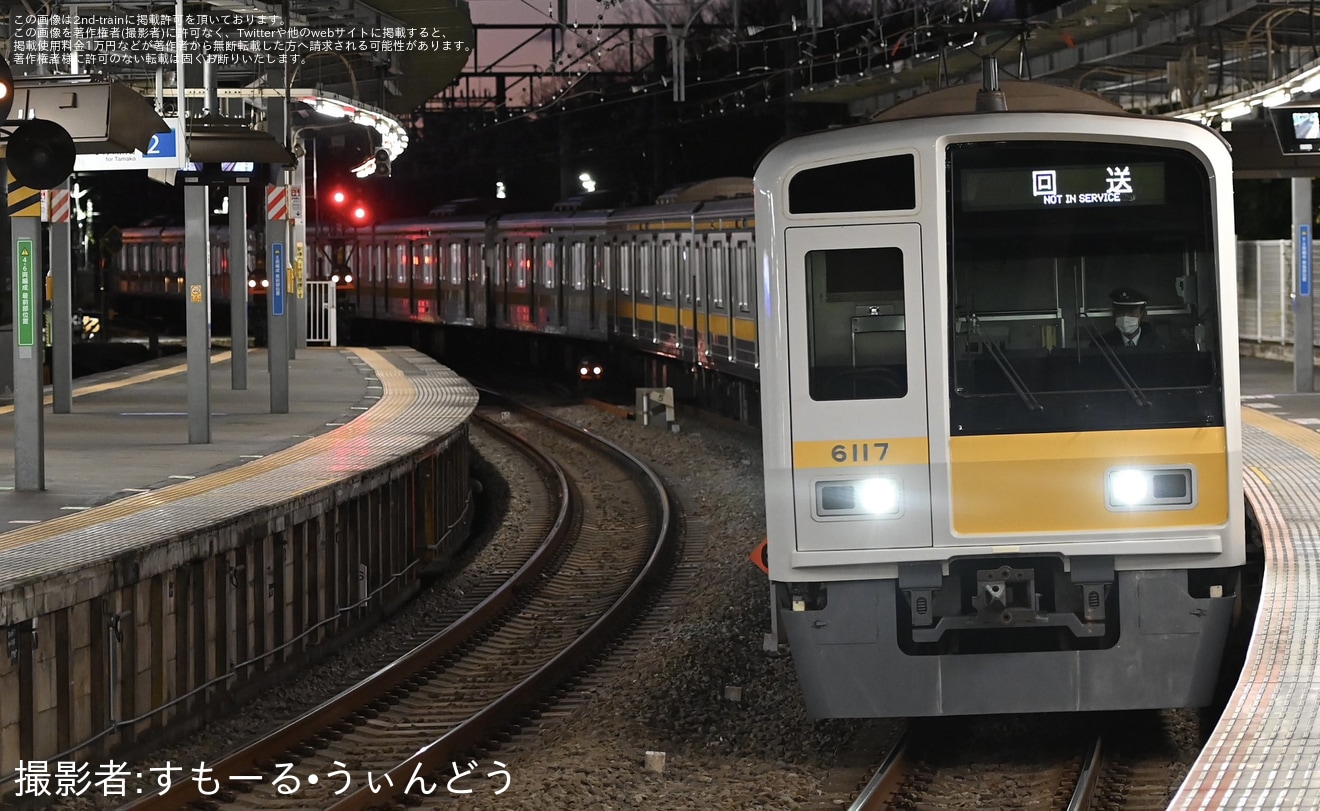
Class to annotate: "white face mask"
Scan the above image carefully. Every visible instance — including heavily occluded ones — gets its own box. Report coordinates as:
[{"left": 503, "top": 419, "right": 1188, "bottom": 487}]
[{"left": 1116, "top": 316, "right": 1141, "bottom": 336}]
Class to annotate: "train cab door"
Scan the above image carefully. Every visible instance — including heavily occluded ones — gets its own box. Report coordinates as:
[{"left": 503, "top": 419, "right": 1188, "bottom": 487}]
[{"left": 783, "top": 223, "right": 933, "bottom": 552}]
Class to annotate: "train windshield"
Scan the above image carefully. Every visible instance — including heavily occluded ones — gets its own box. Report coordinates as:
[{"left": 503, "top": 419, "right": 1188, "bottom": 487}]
[{"left": 947, "top": 141, "right": 1224, "bottom": 436}]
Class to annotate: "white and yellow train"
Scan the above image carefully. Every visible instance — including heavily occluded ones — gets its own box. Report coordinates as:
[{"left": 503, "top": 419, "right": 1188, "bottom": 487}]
[{"left": 756, "top": 80, "right": 1243, "bottom": 716}]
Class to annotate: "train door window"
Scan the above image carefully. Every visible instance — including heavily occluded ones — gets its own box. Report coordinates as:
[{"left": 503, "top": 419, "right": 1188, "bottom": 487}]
[
  {"left": 681, "top": 241, "right": 694, "bottom": 304},
  {"left": 692, "top": 240, "right": 704, "bottom": 305},
  {"left": 448, "top": 243, "right": 461, "bottom": 284},
  {"left": 599, "top": 242, "right": 613, "bottom": 290},
  {"left": 392, "top": 244, "right": 406, "bottom": 284},
  {"left": 571, "top": 242, "right": 586, "bottom": 290},
  {"left": 540, "top": 242, "right": 556, "bottom": 288},
  {"left": 619, "top": 242, "right": 632, "bottom": 294},
  {"left": 710, "top": 241, "right": 728, "bottom": 307},
  {"left": 421, "top": 242, "right": 435, "bottom": 285},
  {"left": 639, "top": 241, "right": 653, "bottom": 296},
  {"left": 806, "top": 247, "right": 908, "bottom": 401},
  {"left": 660, "top": 240, "right": 675, "bottom": 301},
  {"left": 513, "top": 242, "right": 528, "bottom": 289},
  {"left": 491, "top": 243, "right": 504, "bottom": 286},
  {"left": 734, "top": 240, "right": 753, "bottom": 313}
]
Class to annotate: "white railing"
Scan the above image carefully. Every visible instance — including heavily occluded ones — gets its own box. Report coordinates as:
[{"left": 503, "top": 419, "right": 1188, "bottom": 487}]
[{"left": 305, "top": 280, "right": 337, "bottom": 346}]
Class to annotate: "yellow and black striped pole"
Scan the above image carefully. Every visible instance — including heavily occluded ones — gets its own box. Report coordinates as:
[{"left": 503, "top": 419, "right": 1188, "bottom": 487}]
[{"left": 7, "top": 172, "right": 40, "bottom": 218}]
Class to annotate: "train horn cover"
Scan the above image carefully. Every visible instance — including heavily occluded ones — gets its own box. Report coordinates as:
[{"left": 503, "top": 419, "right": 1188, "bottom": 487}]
[{"left": 8, "top": 118, "right": 76, "bottom": 190}]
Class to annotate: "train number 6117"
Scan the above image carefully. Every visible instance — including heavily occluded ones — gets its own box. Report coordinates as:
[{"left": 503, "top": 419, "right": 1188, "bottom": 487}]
[{"left": 831, "top": 442, "right": 889, "bottom": 463}]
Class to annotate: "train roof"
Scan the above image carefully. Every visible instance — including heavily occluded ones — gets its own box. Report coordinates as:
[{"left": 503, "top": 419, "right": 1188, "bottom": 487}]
[{"left": 871, "top": 80, "right": 1125, "bottom": 121}]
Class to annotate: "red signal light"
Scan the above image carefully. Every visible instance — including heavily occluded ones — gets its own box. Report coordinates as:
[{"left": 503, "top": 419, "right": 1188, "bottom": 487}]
[
  {"left": 352, "top": 205, "right": 368, "bottom": 223},
  {"left": 331, "top": 189, "right": 346, "bottom": 205}
]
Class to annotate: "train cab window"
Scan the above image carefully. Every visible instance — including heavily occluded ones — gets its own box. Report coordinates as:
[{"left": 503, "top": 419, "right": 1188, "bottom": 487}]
[
  {"left": 806, "top": 247, "right": 907, "bottom": 401},
  {"left": 947, "top": 140, "right": 1223, "bottom": 435}
]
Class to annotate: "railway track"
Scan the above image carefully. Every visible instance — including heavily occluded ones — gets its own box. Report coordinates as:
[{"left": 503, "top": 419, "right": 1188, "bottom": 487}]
[
  {"left": 118, "top": 397, "right": 678, "bottom": 811},
  {"left": 833, "top": 710, "right": 1198, "bottom": 811}
]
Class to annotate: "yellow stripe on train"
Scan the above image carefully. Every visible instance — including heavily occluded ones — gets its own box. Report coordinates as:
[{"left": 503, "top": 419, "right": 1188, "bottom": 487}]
[
  {"left": 622, "top": 302, "right": 757, "bottom": 342},
  {"left": 949, "top": 427, "right": 1229, "bottom": 533}
]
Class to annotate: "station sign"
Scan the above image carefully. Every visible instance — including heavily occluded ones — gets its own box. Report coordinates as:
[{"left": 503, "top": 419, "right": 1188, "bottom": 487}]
[
  {"left": 73, "top": 118, "right": 187, "bottom": 171},
  {"left": 15, "top": 239, "right": 35, "bottom": 348},
  {"left": 271, "top": 242, "right": 285, "bottom": 317}
]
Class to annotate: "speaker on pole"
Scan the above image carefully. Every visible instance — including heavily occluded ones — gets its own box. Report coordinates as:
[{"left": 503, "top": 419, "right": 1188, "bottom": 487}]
[{"left": 7, "top": 119, "right": 76, "bottom": 190}]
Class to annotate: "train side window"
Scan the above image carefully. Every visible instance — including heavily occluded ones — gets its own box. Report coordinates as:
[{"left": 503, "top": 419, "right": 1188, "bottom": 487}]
[
  {"left": 572, "top": 242, "right": 587, "bottom": 290},
  {"left": 788, "top": 153, "right": 916, "bottom": 214},
  {"left": 710, "top": 242, "right": 727, "bottom": 307},
  {"left": 660, "top": 240, "right": 675, "bottom": 301},
  {"left": 806, "top": 246, "right": 908, "bottom": 401},
  {"left": 734, "top": 240, "right": 753, "bottom": 313},
  {"left": 491, "top": 243, "right": 504, "bottom": 286}
]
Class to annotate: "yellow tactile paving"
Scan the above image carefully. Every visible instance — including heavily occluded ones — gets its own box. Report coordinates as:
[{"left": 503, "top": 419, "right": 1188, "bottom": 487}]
[{"left": 1170, "top": 406, "right": 1320, "bottom": 809}]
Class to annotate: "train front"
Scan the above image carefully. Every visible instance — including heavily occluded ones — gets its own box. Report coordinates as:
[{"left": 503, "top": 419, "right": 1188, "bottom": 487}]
[{"left": 755, "top": 85, "right": 1244, "bottom": 717}]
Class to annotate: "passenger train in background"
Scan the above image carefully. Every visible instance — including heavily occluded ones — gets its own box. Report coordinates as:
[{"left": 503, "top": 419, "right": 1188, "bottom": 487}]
[{"left": 112, "top": 74, "right": 1246, "bottom": 718}]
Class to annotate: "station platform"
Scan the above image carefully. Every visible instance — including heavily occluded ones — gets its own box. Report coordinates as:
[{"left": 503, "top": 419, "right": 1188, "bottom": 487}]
[
  {"left": 1172, "top": 355, "right": 1320, "bottom": 808},
  {"left": 0, "top": 346, "right": 477, "bottom": 784},
  {"left": 0, "top": 348, "right": 373, "bottom": 527}
]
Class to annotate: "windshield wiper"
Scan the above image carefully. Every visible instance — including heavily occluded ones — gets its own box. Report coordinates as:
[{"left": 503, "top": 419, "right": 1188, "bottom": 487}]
[
  {"left": 1079, "top": 313, "right": 1151, "bottom": 407},
  {"left": 985, "top": 342, "right": 1042, "bottom": 411}
]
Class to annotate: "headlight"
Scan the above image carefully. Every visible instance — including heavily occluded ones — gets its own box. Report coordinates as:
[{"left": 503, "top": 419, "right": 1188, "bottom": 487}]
[
  {"left": 1105, "top": 467, "right": 1195, "bottom": 510},
  {"left": 815, "top": 477, "right": 902, "bottom": 518}
]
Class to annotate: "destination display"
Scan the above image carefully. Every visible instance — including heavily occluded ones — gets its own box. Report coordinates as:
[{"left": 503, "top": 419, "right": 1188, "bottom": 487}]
[{"left": 959, "top": 162, "right": 1166, "bottom": 211}]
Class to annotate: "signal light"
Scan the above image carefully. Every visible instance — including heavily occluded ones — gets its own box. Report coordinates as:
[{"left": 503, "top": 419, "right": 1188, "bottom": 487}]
[
  {"left": 331, "top": 189, "right": 346, "bottom": 205},
  {"left": 352, "top": 205, "right": 368, "bottom": 223},
  {"left": 373, "top": 149, "right": 391, "bottom": 178}
]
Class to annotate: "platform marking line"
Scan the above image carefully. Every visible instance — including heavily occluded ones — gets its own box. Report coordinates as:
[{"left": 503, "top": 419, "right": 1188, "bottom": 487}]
[
  {"left": 0, "top": 348, "right": 410, "bottom": 554},
  {"left": 0, "top": 351, "right": 232, "bottom": 416}
]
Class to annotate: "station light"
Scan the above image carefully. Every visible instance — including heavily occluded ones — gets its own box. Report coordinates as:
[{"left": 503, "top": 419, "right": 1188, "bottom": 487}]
[{"left": 0, "top": 53, "right": 12, "bottom": 122}]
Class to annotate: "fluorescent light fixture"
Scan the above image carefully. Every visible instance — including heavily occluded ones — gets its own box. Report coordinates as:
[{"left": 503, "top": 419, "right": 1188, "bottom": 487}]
[
  {"left": 1263, "top": 89, "right": 1294, "bottom": 108},
  {"left": 1220, "top": 103, "right": 1253, "bottom": 120}
]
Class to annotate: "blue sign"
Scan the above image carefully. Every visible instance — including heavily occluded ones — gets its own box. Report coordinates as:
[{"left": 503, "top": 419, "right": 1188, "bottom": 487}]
[
  {"left": 271, "top": 242, "right": 285, "bottom": 317},
  {"left": 146, "top": 127, "right": 178, "bottom": 158},
  {"left": 1302, "top": 225, "right": 1312, "bottom": 298}
]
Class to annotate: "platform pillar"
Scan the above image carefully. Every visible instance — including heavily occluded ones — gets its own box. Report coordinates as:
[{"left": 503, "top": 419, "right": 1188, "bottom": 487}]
[
  {"left": 1295, "top": 177, "right": 1314, "bottom": 392},
  {"left": 266, "top": 182, "right": 289, "bottom": 414},
  {"left": 185, "top": 183, "right": 212, "bottom": 443},
  {"left": 229, "top": 184, "right": 248, "bottom": 390},
  {"left": 49, "top": 180, "right": 72, "bottom": 413},
  {"left": 9, "top": 169, "right": 44, "bottom": 490}
]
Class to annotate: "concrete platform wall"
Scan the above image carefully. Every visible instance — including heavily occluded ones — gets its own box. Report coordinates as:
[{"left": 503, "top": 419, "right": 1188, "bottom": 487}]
[{"left": 0, "top": 426, "right": 472, "bottom": 783}]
